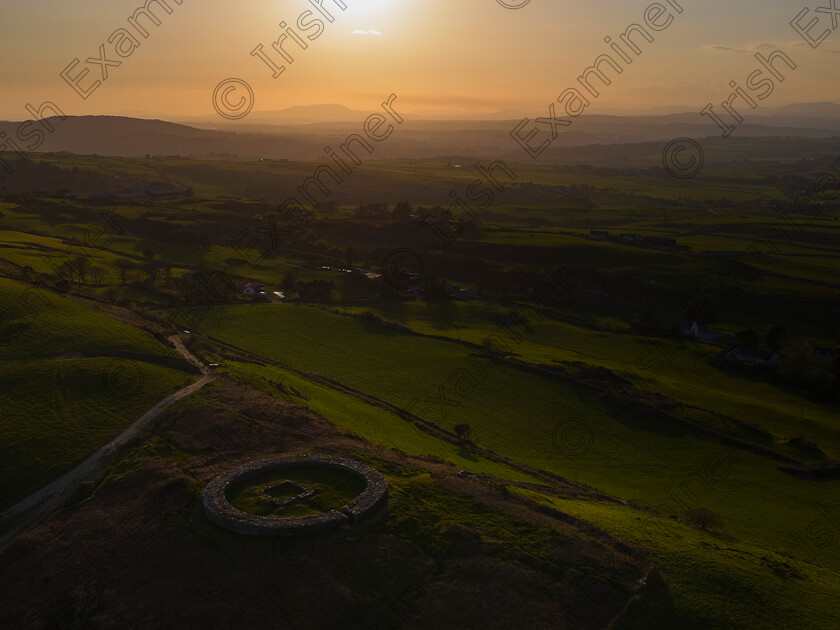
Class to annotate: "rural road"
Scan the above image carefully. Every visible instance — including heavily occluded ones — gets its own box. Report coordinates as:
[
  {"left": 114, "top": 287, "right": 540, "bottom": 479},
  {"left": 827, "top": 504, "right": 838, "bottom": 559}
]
[{"left": 0, "top": 335, "right": 215, "bottom": 551}]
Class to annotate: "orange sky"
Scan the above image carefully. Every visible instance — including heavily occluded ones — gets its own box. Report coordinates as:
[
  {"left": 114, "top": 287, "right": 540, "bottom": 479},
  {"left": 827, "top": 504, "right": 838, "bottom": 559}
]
[{"left": 1, "top": 0, "right": 838, "bottom": 120}]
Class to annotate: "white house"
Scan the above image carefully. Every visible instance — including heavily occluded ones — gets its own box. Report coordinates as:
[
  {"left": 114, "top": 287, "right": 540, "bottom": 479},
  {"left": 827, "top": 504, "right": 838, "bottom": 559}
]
[{"left": 680, "top": 320, "right": 701, "bottom": 337}]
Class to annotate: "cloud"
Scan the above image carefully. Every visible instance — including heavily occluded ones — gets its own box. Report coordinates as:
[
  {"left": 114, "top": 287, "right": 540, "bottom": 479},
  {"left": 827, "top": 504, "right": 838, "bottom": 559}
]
[
  {"left": 706, "top": 44, "right": 752, "bottom": 53},
  {"left": 704, "top": 41, "right": 823, "bottom": 54}
]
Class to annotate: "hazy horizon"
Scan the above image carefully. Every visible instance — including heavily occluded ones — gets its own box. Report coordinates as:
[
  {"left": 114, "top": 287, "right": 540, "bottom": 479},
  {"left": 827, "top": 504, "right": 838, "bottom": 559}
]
[
  {"left": 3, "top": 0, "right": 839, "bottom": 121},
  {"left": 3, "top": 99, "right": 840, "bottom": 127}
]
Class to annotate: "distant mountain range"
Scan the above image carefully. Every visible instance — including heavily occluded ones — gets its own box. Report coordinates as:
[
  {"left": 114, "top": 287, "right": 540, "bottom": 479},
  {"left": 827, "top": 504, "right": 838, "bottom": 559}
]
[
  {"left": 139, "top": 101, "right": 840, "bottom": 125},
  {"left": 1, "top": 102, "right": 838, "bottom": 161}
]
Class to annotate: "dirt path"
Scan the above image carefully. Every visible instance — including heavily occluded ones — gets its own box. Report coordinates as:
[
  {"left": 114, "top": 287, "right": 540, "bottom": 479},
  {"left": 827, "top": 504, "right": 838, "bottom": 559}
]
[{"left": 0, "top": 336, "right": 215, "bottom": 551}]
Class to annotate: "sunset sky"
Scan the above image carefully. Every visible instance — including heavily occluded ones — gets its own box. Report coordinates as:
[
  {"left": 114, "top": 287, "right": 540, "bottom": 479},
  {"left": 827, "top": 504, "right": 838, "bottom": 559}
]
[{"left": 1, "top": 0, "right": 838, "bottom": 120}]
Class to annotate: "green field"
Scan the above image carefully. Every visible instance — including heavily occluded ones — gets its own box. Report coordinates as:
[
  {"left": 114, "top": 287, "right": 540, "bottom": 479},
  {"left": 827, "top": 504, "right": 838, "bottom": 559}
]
[
  {"left": 338, "top": 301, "right": 840, "bottom": 460},
  {"left": 0, "top": 358, "right": 190, "bottom": 507},
  {"left": 0, "top": 277, "right": 179, "bottom": 361},
  {"left": 514, "top": 488, "right": 840, "bottom": 630},
  {"left": 0, "top": 277, "right": 192, "bottom": 507},
  {"left": 181, "top": 304, "right": 840, "bottom": 573},
  {"left": 223, "top": 360, "right": 541, "bottom": 484}
]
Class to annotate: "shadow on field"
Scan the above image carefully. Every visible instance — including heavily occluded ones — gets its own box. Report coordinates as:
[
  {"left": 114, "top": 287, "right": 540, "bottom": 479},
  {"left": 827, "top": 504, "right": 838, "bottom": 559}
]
[
  {"left": 357, "top": 314, "right": 407, "bottom": 336},
  {"left": 457, "top": 447, "right": 479, "bottom": 462},
  {"left": 596, "top": 392, "right": 705, "bottom": 441},
  {"left": 426, "top": 300, "right": 459, "bottom": 330}
]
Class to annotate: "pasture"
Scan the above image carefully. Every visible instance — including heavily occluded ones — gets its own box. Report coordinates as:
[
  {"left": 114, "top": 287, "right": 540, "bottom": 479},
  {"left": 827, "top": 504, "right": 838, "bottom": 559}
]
[{"left": 180, "top": 303, "right": 840, "bottom": 572}]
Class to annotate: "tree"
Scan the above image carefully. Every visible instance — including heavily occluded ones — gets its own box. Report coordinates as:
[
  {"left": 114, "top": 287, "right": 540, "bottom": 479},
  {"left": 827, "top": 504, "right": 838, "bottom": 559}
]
[
  {"left": 682, "top": 506, "right": 724, "bottom": 531},
  {"left": 141, "top": 250, "right": 159, "bottom": 282},
  {"left": 115, "top": 258, "right": 134, "bottom": 286},
  {"left": 734, "top": 328, "right": 760, "bottom": 347},
  {"left": 71, "top": 255, "right": 90, "bottom": 285},
  {"left": 454, "top": 423, "right": 472, "bottom": 448},
  {"left": 54, "top": 260, "right": 77, "bottom": 286},
  {"left": 281, "top": 271, "right": 298, "bottom": 295},
  {"left": 89, "top": 266, "right": 106, "bottom": 287},
  {"left": 765, "top": 324, "right": 787, "bottom": 352},
  {"left": 393, "top": 201, "right": 413, "bottom": 220}
]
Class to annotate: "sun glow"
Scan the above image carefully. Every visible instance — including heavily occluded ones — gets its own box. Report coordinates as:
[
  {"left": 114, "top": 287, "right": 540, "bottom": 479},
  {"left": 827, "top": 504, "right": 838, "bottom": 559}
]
[
  {"left": 349, "top": 0, "right": 399, "bottom": 11},
  {"left": 345, "top": 0, "right": 404, "bottom": 31}
]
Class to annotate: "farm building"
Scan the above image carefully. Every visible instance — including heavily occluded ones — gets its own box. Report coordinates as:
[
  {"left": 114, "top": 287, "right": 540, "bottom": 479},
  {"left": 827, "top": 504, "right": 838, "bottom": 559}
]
[
  {"left": 724, "top": 346, "right": 780, "bottom": 367},
  {"left": 241, "top": 282, "right": 265, "bottom": 296}
]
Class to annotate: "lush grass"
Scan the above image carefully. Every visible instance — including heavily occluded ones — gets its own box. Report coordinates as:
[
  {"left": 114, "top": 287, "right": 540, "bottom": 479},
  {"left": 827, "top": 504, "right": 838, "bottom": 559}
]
[
  {"left": 0, "top": 277, "right": 179, "bottom": 362},
  {"left": 0, "top": 230, "right": 136, "bottom": 286},
  {"left": 0, "top": 358, "right": 190, "bottom": 507},
  {"left": 513, "top": 487, "right": 840, "bottom": 630},
  {"left": 183, "top": 304, "right": 840, "bottom": 574},
  {"left": 0, "top": 277, "right": 194, "bottom": 507},
  {"left": 222, "top": 360, "right": 541, "bottom": 484},
  {"left": 340, "top": 301, "right": 840, "bottom": 459}
]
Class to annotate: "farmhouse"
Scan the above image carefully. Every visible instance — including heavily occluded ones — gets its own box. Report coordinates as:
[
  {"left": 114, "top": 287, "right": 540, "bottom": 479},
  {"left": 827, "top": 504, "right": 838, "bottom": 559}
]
[
  {"left": 724, "top": 346, "right": 780, "bottom": 368},
  {"left": 445, "top": 284, "right": 476, "bottom": 301},
  {"left": 353, "top": 268, "right": 382, "bottom": 280},
  {"left": 241, "top": 282, "right": 265, "bottom": 296},
  {"left": 615, "top": 233, "right": 642, "bottom": 244},
  {"left": 680, "top": 320, "right": 700, "bottom": 337},
  {"left": 681, "top": 320, "right": 722, "bottom": 344}
]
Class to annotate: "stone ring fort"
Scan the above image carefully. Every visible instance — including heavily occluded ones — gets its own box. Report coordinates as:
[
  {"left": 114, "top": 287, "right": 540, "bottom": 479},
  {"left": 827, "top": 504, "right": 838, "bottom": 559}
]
[{"left": 203, "top": 455, "right": 388, "bottom": 535}]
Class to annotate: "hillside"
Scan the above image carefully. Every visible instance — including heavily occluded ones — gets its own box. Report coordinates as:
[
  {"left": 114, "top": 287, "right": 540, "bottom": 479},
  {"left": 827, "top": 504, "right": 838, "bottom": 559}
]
[{"left": 2, "top": 106, "right": 839, "bottom": 164}]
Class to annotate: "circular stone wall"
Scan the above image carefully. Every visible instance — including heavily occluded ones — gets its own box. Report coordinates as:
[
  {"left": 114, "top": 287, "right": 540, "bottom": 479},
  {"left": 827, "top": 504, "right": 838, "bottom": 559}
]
[{"left": 203, "top": 455, "right": 387, "bottom": 535}]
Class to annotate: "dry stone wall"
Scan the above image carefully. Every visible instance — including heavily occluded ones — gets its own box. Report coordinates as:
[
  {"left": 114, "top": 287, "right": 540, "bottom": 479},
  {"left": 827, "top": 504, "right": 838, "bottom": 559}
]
[{"left": 203, "top": 454, "right": 387, "bottom": 535}]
